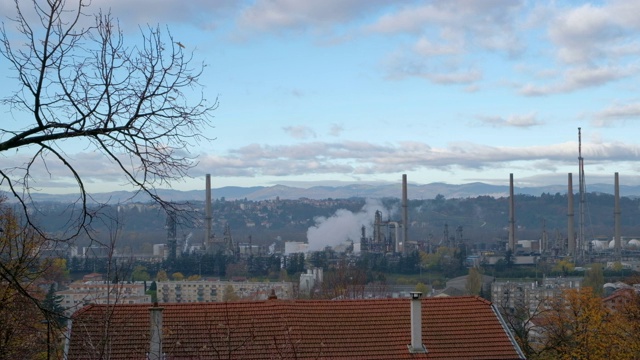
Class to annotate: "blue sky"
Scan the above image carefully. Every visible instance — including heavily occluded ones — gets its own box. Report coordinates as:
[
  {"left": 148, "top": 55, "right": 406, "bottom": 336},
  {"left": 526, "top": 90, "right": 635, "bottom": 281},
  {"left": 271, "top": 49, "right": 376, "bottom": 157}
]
[{"left": 2, "top": 0, "right": 640, "bottom": 194}]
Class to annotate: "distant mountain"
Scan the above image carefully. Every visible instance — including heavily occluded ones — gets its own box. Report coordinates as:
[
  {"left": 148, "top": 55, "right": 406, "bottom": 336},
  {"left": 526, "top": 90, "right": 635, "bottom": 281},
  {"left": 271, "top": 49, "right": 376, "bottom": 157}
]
[{"left": 5, "top": 182, "right": 640, "bottom": 204}]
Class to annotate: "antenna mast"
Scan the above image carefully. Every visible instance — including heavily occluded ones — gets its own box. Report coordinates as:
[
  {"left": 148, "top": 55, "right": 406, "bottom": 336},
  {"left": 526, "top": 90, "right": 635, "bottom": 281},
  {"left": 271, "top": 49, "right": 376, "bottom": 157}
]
[{"left": 578, "top": 128, "right": 586, "bottom": 264}]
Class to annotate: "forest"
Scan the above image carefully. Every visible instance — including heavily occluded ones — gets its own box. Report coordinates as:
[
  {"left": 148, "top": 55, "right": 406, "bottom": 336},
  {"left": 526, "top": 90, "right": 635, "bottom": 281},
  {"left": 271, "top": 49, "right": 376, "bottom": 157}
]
[{"left": 27, "top": 191, "right": 640, "bottom": 254}]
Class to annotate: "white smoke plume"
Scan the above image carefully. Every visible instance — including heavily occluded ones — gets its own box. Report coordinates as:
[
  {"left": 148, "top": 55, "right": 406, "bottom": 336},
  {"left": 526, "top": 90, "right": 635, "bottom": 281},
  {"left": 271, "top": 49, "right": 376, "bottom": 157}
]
[{"left": 307, "top": 198, "right": 394, "bottom": 252}]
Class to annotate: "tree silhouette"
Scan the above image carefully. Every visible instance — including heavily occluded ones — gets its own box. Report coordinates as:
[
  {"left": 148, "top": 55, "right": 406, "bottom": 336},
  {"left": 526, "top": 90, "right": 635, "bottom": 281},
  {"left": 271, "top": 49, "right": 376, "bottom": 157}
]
[{"left": 0, "top": 0, "right": 216, "bottom": 243}]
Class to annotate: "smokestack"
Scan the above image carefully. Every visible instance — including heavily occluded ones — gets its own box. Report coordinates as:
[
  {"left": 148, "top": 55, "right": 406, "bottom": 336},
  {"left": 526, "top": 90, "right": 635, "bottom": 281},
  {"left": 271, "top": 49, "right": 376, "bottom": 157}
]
[
  {"left": 568, "top": 173, "right": 575, "bottom": 256},
  {"left": 205, "top": 174, "right": 212, "bottom": 249},
  {"left": 508, "top": 174, "right": 515, "bottom": 253},
  {"left": 149, "top": 303, "right": 164, "bottom": 360},
  {"left": 409, "top": 292, "right": 426, "bottom": 353},
  {"left": 402, "top": 174, "right": 408, "bottom": 254},
  {"left": 614, "top": 172, "right": 621, "bottom": 257}
]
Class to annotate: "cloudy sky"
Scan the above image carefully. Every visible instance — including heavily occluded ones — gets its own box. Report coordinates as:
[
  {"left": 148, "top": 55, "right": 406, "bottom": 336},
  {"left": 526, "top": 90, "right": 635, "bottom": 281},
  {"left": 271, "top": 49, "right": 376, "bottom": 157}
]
[{"left": 2, "top": 0, "right": 640, "bottom": 194}]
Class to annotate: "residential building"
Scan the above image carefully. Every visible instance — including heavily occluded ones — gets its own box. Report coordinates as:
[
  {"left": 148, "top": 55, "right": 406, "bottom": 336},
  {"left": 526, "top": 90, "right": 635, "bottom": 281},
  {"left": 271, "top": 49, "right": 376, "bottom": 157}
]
[
  {"left": 491, "top": 277, "right": 582, "bottom": 314},
  {"left": 56, "top": 274, "right": 150, "bottom": 315},
  {"left": 156, "top": 280, "right": 293, "bottom": 303},
  {"left": 67, "top": 295, "right": 525, "bottom": 359}
]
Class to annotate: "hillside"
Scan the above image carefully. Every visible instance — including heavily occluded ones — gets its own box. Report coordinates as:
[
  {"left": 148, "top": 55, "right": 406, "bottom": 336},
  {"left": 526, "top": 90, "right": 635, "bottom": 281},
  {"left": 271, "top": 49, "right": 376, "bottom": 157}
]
[{"left": 5, "top": 181, "right": 640, "bottom": 203}]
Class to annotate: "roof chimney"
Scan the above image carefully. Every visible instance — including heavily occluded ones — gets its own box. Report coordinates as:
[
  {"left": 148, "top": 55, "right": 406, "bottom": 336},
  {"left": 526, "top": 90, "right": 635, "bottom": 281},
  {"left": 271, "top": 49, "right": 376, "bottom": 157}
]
[
  {"left": 149, "top": 303, "right": 164, "bottom": 360},
  {"left": 408, "top": 292, "right": 426, "bottom": 353},
  {"left": 268, "top": 289, "right": 278, "bottom": 300}
]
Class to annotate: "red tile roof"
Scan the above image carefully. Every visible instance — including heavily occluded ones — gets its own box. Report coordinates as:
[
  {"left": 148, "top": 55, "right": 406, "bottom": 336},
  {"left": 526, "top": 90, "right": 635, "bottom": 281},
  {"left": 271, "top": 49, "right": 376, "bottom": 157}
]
[{"left": 67, "top": 296, "right": 524, "bottom": 359}]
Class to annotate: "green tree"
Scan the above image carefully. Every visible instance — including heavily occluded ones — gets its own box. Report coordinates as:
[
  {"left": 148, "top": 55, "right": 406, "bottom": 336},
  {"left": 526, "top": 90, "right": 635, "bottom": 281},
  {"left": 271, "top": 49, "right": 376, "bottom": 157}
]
[
  {"left": 414, "top": 282, "right": 429, "bottom": 295},
  {"left": 131, "top": 265, "right": 151, "bottom": 282},
  {"left": 583, "top": 263, "right": 604, "bottom": 296},
  {"left": 42, "top": 284, "right": 66, "bottom": 327},
  {"left": 465, "top": 267, "right": 482, "bottom": 296},
  {"left": 147, "top": 281, "right": 158, "bottom": 303}
]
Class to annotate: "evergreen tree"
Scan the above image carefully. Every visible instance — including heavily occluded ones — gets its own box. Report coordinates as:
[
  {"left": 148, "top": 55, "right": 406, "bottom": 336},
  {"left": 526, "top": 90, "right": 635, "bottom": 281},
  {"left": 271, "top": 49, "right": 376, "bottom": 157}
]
[{"left": 42, "top": 284, "right": 66, "bottom": 327}]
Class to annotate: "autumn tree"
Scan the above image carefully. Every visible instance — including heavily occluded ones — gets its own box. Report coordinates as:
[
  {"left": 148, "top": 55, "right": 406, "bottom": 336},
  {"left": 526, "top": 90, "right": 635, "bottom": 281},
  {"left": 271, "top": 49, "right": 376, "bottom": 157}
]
[
  {"left": 156, "top": 269, "right": 169, "bottom": 281},
  {"left": 531, "top": 288, "right": 638, "bottom": 360},
  {"left": 223, "top": 284, "right": 240, "bottom": 302},
  {"left": 0, "top": 197, "right": 59, "bottom": 359},
  {"left": 172, "top": 272, "right": 185, "bottom": 281},
  {"left": 552, "top": 258, "right": 575, "bottom": 275}
]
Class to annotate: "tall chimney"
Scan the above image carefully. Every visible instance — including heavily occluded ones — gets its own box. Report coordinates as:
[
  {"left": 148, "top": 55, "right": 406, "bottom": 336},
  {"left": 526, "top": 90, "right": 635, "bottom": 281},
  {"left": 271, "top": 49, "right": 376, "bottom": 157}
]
[
  {"left": 402, "top": 174, "right": 408, "bottom": 255},
  {"left": 149, "top": 303, "right": 164, "bottom": 360},
  {"left": 508, "top": 174, "right": 515, "bottom": 253},
  {"left": 567, "top": 173, "right": 575, "bottom": 256},
  {"left": 205, "top": 174, "right": 212, "bottom": 249},
  {"left": 409, "top": 292, "right": 426, "bottom": 353},
  {"left": 614, "top": 172, "right": 621, "bottom": 257}
]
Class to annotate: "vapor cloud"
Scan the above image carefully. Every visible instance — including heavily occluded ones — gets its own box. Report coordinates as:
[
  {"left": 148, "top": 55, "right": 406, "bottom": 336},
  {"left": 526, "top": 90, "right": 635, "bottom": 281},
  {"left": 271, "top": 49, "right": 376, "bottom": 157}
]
[{"left": 307, "top": 198, "right": 392, "bottom": 251}]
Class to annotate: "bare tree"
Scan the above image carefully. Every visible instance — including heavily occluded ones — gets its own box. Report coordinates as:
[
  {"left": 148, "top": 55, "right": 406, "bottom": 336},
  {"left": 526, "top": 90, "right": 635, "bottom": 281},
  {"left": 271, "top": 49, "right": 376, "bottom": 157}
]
[
  {"left": 0, "top": 0, "right": 216, "bottom": 241},
  {"left": 0, "top": 1, "right": 215, "bottom": 358}
]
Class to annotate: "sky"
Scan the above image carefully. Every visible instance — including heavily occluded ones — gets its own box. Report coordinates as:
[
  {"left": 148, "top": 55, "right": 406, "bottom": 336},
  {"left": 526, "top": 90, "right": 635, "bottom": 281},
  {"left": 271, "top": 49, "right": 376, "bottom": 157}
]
[{"left": 2, "top": 0, "right": 640, "bottom": 194}]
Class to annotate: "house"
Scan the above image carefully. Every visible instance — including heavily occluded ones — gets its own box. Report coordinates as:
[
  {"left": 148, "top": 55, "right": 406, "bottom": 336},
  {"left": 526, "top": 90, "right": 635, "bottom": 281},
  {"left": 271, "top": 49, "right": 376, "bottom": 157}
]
[
  {"left": 66, "top": 293, "right": 525, "bottom": 359},
  {"left": 604, "top": 287, "right": 638, "bottom": 311}
]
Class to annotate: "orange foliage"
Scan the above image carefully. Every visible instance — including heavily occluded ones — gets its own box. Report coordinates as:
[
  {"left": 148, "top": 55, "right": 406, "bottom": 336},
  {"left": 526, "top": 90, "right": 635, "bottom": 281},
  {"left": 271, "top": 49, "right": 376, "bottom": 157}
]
[{"left": 532, "top": 287, "right": 639, "bottom": 360}]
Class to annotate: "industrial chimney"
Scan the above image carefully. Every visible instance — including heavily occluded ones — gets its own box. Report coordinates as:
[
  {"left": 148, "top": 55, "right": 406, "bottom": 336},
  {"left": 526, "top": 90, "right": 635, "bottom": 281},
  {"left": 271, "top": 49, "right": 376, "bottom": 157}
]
[
  {"left": 567, "top": 173, "right": 575, "bottom": 256},
  {"left": 402, "top": 174, "right": 408, "bottom": 255},
  {"left": 508, "top": 174, "right": 516, "bottom": 253},
  {"left": 205, "top": 174, "right": 212, "bottom": 250},
  {"left": 614, "top": 172, "right": 621, "bottom": 257},
  {"left": 149, "top": 303, "right": 164, "bottom": 360},
  {"left": 408, "top": 292, "right": 426, "bottom": 353}
]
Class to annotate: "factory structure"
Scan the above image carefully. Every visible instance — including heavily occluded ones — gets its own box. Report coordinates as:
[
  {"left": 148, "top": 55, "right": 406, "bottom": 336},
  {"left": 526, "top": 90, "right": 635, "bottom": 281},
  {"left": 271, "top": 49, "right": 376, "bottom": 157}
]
[
  {"left": 502, "top": 128, "right": 638, "bottom": 267},
  {"left": 158, "top": 129, "right": 637, "bottom": 270},
  {"left": 163, "top": 173, "right": 240, "bottom": 260},
  {"left": 360, "top": 174, "right": 411, "bottom": 255}
]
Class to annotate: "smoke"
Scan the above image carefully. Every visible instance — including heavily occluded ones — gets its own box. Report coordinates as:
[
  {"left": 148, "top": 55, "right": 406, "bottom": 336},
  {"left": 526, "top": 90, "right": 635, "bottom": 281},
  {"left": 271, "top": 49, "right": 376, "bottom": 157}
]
[{"left": 307, "top": 198, "right": 393, "bottom": 252}]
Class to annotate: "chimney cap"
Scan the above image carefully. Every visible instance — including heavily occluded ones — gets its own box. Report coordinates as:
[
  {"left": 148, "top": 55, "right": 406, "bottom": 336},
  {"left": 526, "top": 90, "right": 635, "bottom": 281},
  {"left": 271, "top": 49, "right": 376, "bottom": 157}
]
[
  {"left": 410, "top": 291, "right": 422, "bottom": 300},
  {"left": 268, "top": 289, "right": 277, "bottom": 300}
]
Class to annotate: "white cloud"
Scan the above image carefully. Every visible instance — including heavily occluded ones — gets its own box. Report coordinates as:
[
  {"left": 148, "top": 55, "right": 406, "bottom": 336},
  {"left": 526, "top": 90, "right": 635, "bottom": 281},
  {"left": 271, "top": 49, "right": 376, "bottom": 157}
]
[
  {"left": 476, "top": 113, "right": 543, "bottom": 128},
  {"left": 283, "top": 125, "right": 317, "bottom": 139},
  {"left": 519, "top": 65, "right": 634, "bottom": 96},
  {"left": 547, "top": 1, "right": 640, "bottom": 65},
  {"left": 328, "top": 123, "right": 344, "bottom": 136},
  {"left": 591, "top": 101, "right": 640, "bottom": 127},
  {"left": 197, "top": 139, "right": 640, "bottom": 178},
  {"left": 367, "top": 0, "right": 524, "bottom": 53},
  {"left": 236, "top": 0, "right": 395, "bottom": 33},
  {"left": 89, "top": 0, "right": 238, "bottom": 30}
]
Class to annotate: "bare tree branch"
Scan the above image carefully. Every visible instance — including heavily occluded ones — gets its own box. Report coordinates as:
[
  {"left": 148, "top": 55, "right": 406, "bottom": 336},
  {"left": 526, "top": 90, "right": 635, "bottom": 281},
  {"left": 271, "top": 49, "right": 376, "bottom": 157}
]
[{"left": 0, "top": 0, "right": 216, "bottom": 242}]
